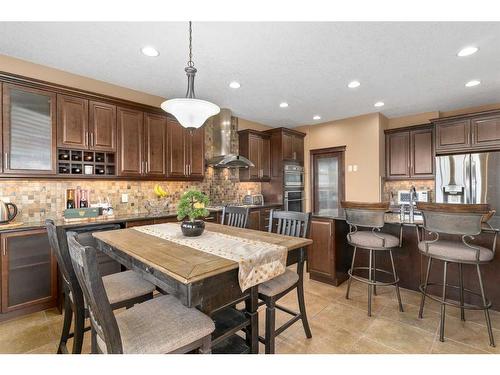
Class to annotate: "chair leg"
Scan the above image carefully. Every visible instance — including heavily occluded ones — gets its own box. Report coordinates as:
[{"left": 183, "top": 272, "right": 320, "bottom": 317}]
[
  {"left": 476, "top": 264, "right": 495, "bottom": 347},
  {"left": 458, "top": 263, "right": 466, "bottom": 322},
  {"left": 72, "top": 305, "right": 85, "bottom": 354},
  {"left": 439, "top": 261, "right": 448, "bottom": 342},
  {"left": 90, "top": 326, "right": 97, "bottom": 354},
  {"left": 367, "top": 249, "right": 373, "bottom": 317},
  {"left": 372, "top": 251, "right": 377, "bottom": 296},
  {"left": 345, "top": 247, "right": 357, "bottom": 299},
  {"left": 297, "top": 278, "right": 312, "bottom": 339},
  {"left": 198, "top": 335, "right": 212, "bottom": 354},
  {"left": 57, "top": 294, "right": 73, "bottom": 354},
  {"left": 389, "top": 250, "right": 403, "bottom": 312},
  {"left": 265, "top": 300, "right": 276, "bottom": 354},
  {"left": 419, "top": 257, "right": 432, "bottom": 319}
]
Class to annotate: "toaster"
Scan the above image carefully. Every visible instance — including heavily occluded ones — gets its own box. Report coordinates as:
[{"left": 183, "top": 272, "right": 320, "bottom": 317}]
[{"left": 242, "top": 194, "right": 264, "bottom": 206}]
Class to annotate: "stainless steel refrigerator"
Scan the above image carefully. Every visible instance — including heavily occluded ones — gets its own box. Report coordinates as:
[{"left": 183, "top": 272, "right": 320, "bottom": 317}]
[{"left": 435, "top": 152, "right": 500, "bottom": 218}]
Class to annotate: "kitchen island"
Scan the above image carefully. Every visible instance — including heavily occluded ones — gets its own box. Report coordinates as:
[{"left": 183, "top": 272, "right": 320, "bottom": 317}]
[{"left": 308, "top": 210, "right": 500, "bottom": 310}]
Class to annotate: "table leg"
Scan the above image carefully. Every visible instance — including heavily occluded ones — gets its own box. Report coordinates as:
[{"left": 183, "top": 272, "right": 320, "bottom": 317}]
[{"left": 245, "top": 285, "right": 259, "bottom": 354}]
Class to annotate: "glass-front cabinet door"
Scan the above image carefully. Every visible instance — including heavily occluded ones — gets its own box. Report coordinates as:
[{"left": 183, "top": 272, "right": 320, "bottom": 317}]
[
  {"left": 2, "top": 84, "right": 57, "bottom": 174},
  {"left": 312, "top": 149, "right": 345, "bottom": 216}
]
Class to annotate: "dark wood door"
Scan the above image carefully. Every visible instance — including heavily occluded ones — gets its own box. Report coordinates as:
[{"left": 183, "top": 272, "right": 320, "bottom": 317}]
[
  {"left": 282, "top": 132, "right": 294, "bottom": 160},
  {"left": 0, "top": 229, "right": 57, "bottom": 313},
  {"left": 260, "top": 137, "right": 271, "bottom": 180},
  {"left": 144, "top": 112, "right": 167, "bottom": 177},
  {"left": 410, "top": 127, "right": 434, "bottom": 178},
  {"left": 248, "top": 210, "right": 261, "bottom": 231},
  {"left": 57, "top": 94, "right": 89, "bottom": 149},
  {"left": 435, "top": 119, "right": 471, "bottom": 152},
  {"left": 188, "top": 127, "right": 205, "bottom": 179},
  {"left": 248, "top": 134, "right": 261, "bottom": 179},
  {"left": 471, "top": 114, "right": 500, "bottom": 149},
  {"left": 117, "top": 107, "right": 143, "bottom": 177},
  {"left": 89, "top": 101, "right": 116, "bottom": 152},
  {"left": 167, "top": 119, "right": 187, "bottom": 178},
  {"left": 307, "top": 219, "right": 334, "bottom": 280},
  {"left": 2, "top": 84, "right": 57, "bottom": 175},
  {"left": 293, "top": 135, "right": 304, "bottom": 163},
  {"left": 386, "top": 131, "right": 410, "bottom": 179}
]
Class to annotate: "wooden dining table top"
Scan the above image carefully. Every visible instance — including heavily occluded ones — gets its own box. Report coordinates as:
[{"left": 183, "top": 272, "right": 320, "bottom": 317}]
[{"left": 93, "top": 222, "right": 313, "bottom": 285}]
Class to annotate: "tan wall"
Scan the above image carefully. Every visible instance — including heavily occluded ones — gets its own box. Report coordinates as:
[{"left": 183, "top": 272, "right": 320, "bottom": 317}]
[
  {"left": 440, "top": 102, "right": 500, "bottom": 117},
  {"left": 296, "top": 113, "right": 384, "bottom": 211},
  {"left": 386, "top": 111, "right": 440, "bottom": 129},
  {"left": 237, "top": 118, "right": 273, "bottom": 131}
]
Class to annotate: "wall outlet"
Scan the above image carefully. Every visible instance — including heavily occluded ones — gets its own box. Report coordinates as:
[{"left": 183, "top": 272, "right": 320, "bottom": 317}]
[
  {"left": 347, "top": 165, "right": 353, "bottom": 172},
  {"left": 121, "top": 194, "right": 128, "bottom": 203},
  {"left": 353, "top": 165, "right": 358, "bottom": 172}
]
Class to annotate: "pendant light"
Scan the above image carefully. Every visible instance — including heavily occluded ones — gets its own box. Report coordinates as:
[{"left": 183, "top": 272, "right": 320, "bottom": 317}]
[{"left": 161, "top": 22, "right": 220, "bottom": 129}]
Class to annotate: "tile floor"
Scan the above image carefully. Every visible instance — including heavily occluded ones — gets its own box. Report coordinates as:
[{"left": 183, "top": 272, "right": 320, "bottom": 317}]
[{"left": 1, "top": 272, "right": 499, "bottom": 354}]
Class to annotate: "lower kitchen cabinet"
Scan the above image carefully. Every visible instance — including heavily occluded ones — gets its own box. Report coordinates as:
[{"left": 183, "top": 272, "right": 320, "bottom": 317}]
[
  {"left": 307, "top": 217, "right": 350, "bottom": 286},
  {"left": 0, "top": 229, "right": 58, "bottom": 318}
]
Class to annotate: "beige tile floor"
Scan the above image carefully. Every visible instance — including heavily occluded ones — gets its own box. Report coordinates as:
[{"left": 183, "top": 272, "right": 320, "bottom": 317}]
[{"left": 1, "top": 272, "right": 499, "bottom": 354}]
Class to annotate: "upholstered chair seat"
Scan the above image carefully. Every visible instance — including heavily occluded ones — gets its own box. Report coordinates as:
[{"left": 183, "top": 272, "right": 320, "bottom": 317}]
[
  {"left": 418, "top": 240, "right": 494, "bottom": 263},
  {"left": 102, "top": 270, "right": 156, "bottom": 305},
  {"left": 259, "top": 269, "right": 299, "bottom": 297},
  {"left": 96, "top": 295, "right": 215, "bottom": 354},
  {"left": 348, "top": 231, "right": 399, "bottom": 249}
]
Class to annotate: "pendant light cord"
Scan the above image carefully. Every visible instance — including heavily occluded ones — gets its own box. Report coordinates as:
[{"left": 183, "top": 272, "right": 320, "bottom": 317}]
[{"left": 187, "top": 21, "right": 194, "bottom": 67}]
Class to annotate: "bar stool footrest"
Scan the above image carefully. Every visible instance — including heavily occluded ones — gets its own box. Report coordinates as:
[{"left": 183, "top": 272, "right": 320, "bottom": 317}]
[
  {"left": 419, "top": 282, "right": 492, "bottom": 310},
  {"left": 348, "top": 267, "right": 400, "bottom": 287}
]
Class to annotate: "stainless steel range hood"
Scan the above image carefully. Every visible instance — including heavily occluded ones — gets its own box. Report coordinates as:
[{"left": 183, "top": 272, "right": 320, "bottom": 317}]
[{"left": 206, "top": 108, "right": 254, "bottom": 168}]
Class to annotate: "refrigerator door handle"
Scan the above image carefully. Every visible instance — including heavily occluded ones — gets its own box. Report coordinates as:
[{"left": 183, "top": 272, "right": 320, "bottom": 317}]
[
  {"left": 471, "top": 160, "right": 477, "bottom": 204},
  {"left": 464, "top": 155, "right": 471, "bottom": 204}
]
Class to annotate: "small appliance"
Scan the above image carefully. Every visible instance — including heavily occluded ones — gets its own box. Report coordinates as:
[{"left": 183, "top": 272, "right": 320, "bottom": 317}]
[
  {"left": 242, "top": 194, "right": 264, "bottom": 206},
  {"left": 0, "top": 200, "right": 18, "bottom": 224},
  {"left": 397, "top": 190, "right": 429, "bottom": 205}
]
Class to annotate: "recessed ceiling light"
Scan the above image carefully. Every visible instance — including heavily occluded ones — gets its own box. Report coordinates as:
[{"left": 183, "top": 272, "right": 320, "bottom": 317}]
[
  {"left": 229, "top": 81, "right": 241, "bottom": 89},
  {"left": 141, "top": 46, "right": 159, "bottom": 57},
  {"left": 348, "top": 81, "right": 361, "bottom": 88},
  {"left": 457, "top": 46, "right": 479, "bottom": 57},
  {"left": 279, "top": 102, "right": 289, "bottom": 108},
  {"left": 313, "top": 115, "right": 321, "bottom": 120},
  {"left": 465, "top": 80, "right": 481, "bottom": 87},
  {"left": 374, "top": 101, "right": 385, "bottom": 107}
]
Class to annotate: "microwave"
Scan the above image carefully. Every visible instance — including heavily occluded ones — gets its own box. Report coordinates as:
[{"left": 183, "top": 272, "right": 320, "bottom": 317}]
[{"left": 284, "top": 164, "right": 304, "bottom": 188}]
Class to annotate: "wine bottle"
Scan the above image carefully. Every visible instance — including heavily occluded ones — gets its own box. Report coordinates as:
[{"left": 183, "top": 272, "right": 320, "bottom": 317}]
[{"left": 66, "top": 189, "right": 75, "bottom": 209}]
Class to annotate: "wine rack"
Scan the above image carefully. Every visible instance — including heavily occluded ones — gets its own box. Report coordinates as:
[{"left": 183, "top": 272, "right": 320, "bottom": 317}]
[{"left": 58, "top": 149, "right": 116, "bottom": 177}]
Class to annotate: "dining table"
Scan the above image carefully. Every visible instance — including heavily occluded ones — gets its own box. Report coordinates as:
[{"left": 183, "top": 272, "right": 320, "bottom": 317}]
[{"left": 92, "top": 222, "right": 313, "bottom": 354}]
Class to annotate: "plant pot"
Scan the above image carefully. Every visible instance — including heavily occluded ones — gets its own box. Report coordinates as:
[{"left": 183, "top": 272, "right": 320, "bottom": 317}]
[{"left": 180, "top": 220, "right": 205, "bottom": 237}]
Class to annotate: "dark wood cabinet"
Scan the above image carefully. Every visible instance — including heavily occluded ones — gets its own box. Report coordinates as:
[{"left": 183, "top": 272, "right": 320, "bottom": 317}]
[
  {"left": 238, "top": 130, "right": 271, "bottom": 182},
  {"left": 435, "top": 119, "right": 471, "bottom": 152},
  {"left": 471, "top": 114, "right": 500, "bottom": 149},
  {"left": 2, "top": 84, "right": 57, "bottom": 175},
  {"left": 248, "top": 210, "right": 261, "bottom": 231},
  {"left": 57, "top": 94, "right": 89, "bottom": 149},
  {"left": 281, "top": 131, "right": 304, "bottom": 162},
  {"left": 385, "top": 124, "right": 434, "bottom": 180},
  {"left": 90, "top": 101, "right": 116, "bottom": 152},
  {"left": 166, "top": 119, "right": 205, "bottom": 180},
  {"left": 117, "top": 107, "right": 144, "bottom": 177},
  {"left": 0, "top": 229, "right": 57, "bottom": 316},
  {"left": 144, "top": 112, "right": 167, "bottom": 177}
]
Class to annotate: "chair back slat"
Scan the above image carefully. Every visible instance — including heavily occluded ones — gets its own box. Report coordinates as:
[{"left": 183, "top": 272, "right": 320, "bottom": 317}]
[
  {"left": 67, "top": 232, "right": 123, "bottom": 354},
  {"left": 268, "top": 210, "right": 311, "bottom": 239},
  {"left": 341, "top": 201, "right": 389, "bottom": 229},
  {"left": 221, "top": 206, "right": 250, "bottom": 229}
]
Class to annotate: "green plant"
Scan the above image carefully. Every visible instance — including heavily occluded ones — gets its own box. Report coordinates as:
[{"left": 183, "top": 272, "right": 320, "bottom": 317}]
[{"left": 176, "top": 190, "right": 210, "bottom": 222}]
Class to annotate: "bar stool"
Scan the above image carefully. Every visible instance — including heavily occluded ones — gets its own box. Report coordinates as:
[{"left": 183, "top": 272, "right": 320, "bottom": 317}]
[
  {"left": 416, "top": 202, "right": 498, "bottom": 347},
  {"left": 342, "top": 202, "right": 404, "bottom": 316}
]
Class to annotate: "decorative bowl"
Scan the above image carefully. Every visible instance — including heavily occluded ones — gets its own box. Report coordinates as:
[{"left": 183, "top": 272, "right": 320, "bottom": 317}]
[{"left": 145, "top": 198, "right": 170, "bottom": 216}]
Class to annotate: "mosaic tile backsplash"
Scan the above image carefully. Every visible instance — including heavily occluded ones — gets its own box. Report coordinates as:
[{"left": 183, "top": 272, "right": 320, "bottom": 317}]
[
  {"left": 0, "top": 117, "right": 261, "bottom": 223},
  {"left": 383, "top": 179, "right": 435, "bottom": 205}
]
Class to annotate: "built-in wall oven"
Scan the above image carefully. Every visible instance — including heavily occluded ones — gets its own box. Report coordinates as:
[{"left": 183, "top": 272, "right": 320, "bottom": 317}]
[
  {"left": 284, "top": 190, "right": 304, "bottom": 212},
  {"left": 284, "top": 164, "right": 304, "bottom": 189}
]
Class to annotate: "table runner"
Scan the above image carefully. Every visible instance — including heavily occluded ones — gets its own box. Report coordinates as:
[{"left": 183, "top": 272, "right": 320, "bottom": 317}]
[{"left": 133, "top": 223, "right": 288, "bottom": 291}]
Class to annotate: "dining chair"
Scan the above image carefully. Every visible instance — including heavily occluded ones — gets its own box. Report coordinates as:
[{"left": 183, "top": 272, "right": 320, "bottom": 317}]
[
  {"left": 67, "top": 232, "right": 215, "bottom": 354},
  {"left": 46, "top": 219, "right": 156, "bottom": 354},
  {"left": 221, "top": 206, "right": 250, "bottom": 228},
  {"left": 416, "top": 202, "right": 498, "bottom": 347},
  {"left": 257, "top": 210, "right": 312, "bottom": 354}
]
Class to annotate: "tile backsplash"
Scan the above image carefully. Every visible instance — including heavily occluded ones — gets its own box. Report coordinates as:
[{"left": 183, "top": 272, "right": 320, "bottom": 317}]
[{"left": 383, "top": 179, "right": 435, "bottom": 205}]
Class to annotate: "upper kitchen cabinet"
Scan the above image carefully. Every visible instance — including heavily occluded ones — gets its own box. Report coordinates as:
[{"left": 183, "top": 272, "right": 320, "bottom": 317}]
[
  {"left": 1, "top": 84, "right": 57, "bottom": 175},
  {"left": 167, "top": 118, "right": 205, "bottom": 180},
  {"left": 279, "top": 129, "right": 304, "bottom": 163},
  {"left": 433, "top": 110, "right": 500, "bottom": 154},
  {"left": 143, "top": 112, "right": 167, "bottom": 177},
  {"left": 238, "top": 129, "right": 271, "bottom": 182},
  {"left": 89, "top": 101, "right": 116, "bottom": 152},
  {"left": 117, "top": 107, "right": 144, "bottom": 177},
  {"left": 385, "top": 124, "right": 434, "bottom": 180}
]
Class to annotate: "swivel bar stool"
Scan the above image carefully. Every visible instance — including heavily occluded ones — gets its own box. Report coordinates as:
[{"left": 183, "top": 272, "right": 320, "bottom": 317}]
[
  {"left": 342, "top": 202, "right": 404, "bottom": 317},
  {"left": 416, "top": 202, "right": 498, "bottom": 347}
]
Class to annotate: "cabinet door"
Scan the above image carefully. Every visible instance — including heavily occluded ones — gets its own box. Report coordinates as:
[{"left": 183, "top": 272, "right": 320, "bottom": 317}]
[
  {"left": 1, "top": 229, "right": 57, "bottom": 313},
  {"left": 188, "top": 127, "right": 205, "bottom": 179},
  {"left": 167, "top": 119, "right": 187, "bottom": 178},
  {"left": 2, "top": 84, "right": 57, "bottom": 175},
  {"left": 57, "top": 94, "right": 89, "bottom": 149},
  {"left": 386, "top": 131, "right": 410, "bottom": 179},
  {"left": 293, "top": 135, "right": 304, "bottom": 163},
  {"left": 248, "top": 134, "right": 261, "bottom": 179},
  {"left": 282, "top": 132, "right": 294, "bottom": 160},
  {"left": 117, "top": 107, "right": 143, "bottom": 177},
  {"left": 260, "top": 137, "right": 271, "bottom": 180},
  {"left": 144, "top": 113, "right": 167, "bottom": 177},
  {"left": 90, "top": 101, "right": 116, "bottom": 152},
  {"left": 410, "top": 128, "right": 434, "bottom": 178},
  {"left": 248, "top": 210, "right": 261, "bottom": 231},
  {"left": 307, "top": 219, "right": 334, "bottom": 279},
  {"left": 435, "top": 119, "right": 471, "bottom": 152},
  {"left": 471, "top": 115, "right": 500, "bottom": 149}
]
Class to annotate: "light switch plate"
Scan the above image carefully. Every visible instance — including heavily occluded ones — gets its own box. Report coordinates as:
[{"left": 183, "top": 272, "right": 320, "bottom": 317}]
[{"left": 121, "top": 194, "right": 128, "bottom": 203}]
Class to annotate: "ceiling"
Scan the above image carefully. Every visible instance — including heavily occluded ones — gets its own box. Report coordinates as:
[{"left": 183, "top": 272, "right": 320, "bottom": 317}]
[{"left": 1, "top": 22, "right": 500, "bottom": 127}]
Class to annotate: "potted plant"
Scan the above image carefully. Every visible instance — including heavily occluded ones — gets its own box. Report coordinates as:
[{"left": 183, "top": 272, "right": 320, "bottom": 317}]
[{"left": 176, "top": 190, "right": 210, "bottom": 237}]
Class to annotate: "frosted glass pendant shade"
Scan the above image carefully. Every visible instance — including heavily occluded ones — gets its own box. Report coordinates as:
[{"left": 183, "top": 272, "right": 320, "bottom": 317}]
[{"left": 161, "top": 98, "right": 220, "bottom": 129}]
